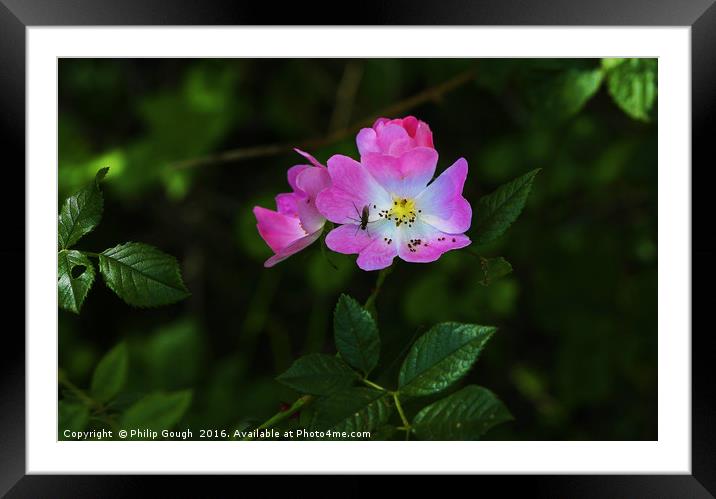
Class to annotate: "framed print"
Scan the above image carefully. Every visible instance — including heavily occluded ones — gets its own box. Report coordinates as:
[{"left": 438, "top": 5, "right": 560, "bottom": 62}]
[{"left": 1, "top": 0, "right": 714, "bottom": 495}]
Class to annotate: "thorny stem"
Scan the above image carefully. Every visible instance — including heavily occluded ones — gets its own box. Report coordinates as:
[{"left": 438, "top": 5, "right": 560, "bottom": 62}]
[
  {"left": 241, "top": 395, "right": 313, "bottom": 441},
  {"left": 171, "top": 68, "right": 477, "bottom": 170}
]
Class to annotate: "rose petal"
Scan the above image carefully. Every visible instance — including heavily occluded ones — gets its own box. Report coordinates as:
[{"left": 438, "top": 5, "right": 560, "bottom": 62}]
[
  {"left": 293, "top": 167, "right": 330, "bottom": 233},
  {"left": 376, "top": 123, "right": 411, "bottom": 152},
  {"left": 315, "top": 154, "right": 391, "bottom": 224},
  {"left": 264, "top": 229, "right": 323, "bottom": 268},
  {"left": 275, "top": 192, "right": 299, "bottom": 217},
  {"left": 401, "top": 116, "right": 418, "bottom": 136},
  {"left": 293, "top": 148, "right": 325, "bottom": 168},
  {"left": 325, "top": 223, "right": 375, "bottom": 254},
  {"left": 387, "top": 138, "right": 417, "bottom": 157},
  {"left": 416, "top": 157, "right": 472, "bottom": 234},
  {"left": 253, "top": 206, "right": 306, "bottom": 254},
  {"left": 414, "top": 120, "right": 434, "bottom": 148},
  {"left": 356, "top": 128, "right": 380, "bottom": 156},
  {"left": 287, "top": 164, "right": 310, "bottom": 193},
  {"left": 397, "top": 220, "right": 471, "bottom": 263},
  {"left": 362, "top": 147, "right": 437, "bottom": 199},
  {"left": 296, "top": 166, "right": 331, "bottom": 199},
  {"left": 356, "top": 238, "right": 399, "bottom": 271}
]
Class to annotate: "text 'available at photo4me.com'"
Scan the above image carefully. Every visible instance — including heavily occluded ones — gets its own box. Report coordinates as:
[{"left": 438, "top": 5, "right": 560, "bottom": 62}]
[{"left": 61, "top": 427, "right": 372, "bottom": 441}]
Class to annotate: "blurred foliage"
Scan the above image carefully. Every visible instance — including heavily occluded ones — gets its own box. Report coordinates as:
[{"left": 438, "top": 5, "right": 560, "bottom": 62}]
[{"left": 59, "top": 58, "right": 657, "bottom": 440}]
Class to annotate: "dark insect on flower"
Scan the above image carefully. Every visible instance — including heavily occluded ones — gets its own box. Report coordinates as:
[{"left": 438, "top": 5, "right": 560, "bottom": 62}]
[
  {"left": 358, "top": 204, "right": 370, "bottom": 231},
  {"left": 348, "top": 202, "right": 375, "bottom": 236}
]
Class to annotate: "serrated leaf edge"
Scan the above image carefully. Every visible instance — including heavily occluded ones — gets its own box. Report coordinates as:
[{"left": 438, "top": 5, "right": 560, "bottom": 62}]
[
  {"left": 98, "top": 241, "right": 190, "bottom": 308},
  {"left": 473, "top": 168, "right": 541, "bottom": 246},
  {"left": 58, "top": 249, "right": 96, "bottom": 314},
  {"left": 333, "top": 294, "right": 380, "bottom": 375},
  {"left": 399, "top": 324, "right": 496, "bottom": 397},
  {"left": 58, "top": 168, "right": 109, "bottom": 250}
]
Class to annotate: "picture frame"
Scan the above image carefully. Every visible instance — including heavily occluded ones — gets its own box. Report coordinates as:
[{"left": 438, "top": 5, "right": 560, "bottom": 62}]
[{"left": 2, "top": 0, "right": 712, "bottom": 494}]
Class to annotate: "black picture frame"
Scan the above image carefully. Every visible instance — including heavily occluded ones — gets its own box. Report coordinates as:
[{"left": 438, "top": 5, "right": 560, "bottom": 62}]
[{"left": 1, "top": 1, "right": 712, "bottom": 495}]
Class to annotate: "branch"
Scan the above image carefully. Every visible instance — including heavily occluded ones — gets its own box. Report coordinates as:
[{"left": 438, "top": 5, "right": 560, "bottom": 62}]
[
  {"left": 240, "top": 395, "right": 313, "bottom": 441},
  {"left": 171, "top": 67, "right": 477, "bottom": 170}
]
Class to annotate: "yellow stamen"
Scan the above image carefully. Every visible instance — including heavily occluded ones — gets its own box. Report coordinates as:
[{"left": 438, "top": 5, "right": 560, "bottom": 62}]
[{"left": 387, "top": 197, "right": 417, "bottom": 228}]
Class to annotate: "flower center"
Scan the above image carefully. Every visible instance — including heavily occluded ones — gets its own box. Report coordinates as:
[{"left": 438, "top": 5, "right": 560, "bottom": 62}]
[{"left": 378, "top": 196, "right": 419, "bottom": 228}]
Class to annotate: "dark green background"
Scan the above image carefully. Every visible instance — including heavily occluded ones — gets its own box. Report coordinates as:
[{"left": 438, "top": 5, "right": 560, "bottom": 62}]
[{"left": 58, "top": 58, "right": 657, "bottom": 440}]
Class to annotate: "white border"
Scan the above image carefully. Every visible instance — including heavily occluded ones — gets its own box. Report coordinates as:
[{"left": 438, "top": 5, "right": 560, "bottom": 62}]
[{"left": 28, "top": 27, "right": 690, "bottom": 474}]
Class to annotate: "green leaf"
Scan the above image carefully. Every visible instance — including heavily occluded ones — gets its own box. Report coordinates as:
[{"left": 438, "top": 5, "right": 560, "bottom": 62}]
[
  {"left": 309, "top": 388, "right": 390, "bottom": 438},
  {"left": 412, "top": 385, "right": 512, "bottom": 440},
  {"left": 530, "top": 68, "right": 604, "bottom": 122},
  {"left": 99, "top": 242, "right": 190, "bottom": 307},
  {"left": 479, "top": 257, "right": 513, "bottom": 286},
  {"left": 90, "top": 343, "right": 129, "bottom": 403},
  {"left": 276, "top": 354, "right": 358, "bottom": 395},
  {"left": 333, "top": 294, "right": 380, "bottom": 375},
  {"left": 58, "top": 167, "right": 108, "bottom": 249},
  {"left": 58, "top": 401, "right": 90, "bottom": 439},
  {"left": 473, "top": 169, "right": 541, "bottom": 246},
  {"left": 58, "top": 250, "right": 95, "bottom": 314},
  {"left": 603, "top": 58, "right": 657, "bottom": 122},
  {"left": 120, "top": 391, "right": 192, "bottom": 434},
  {"left": 398, "top": 323, "right": 496, "bottom": 398}
]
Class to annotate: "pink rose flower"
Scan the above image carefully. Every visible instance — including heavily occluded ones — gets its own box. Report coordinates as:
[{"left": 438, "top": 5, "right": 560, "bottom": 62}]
[
  {"left": 356, "top": 116, "right": 434, "bottom": 158},
  {"left": 316, "top": 145, "right": 472, "bottom": 271},
  {"left": 253, "top": 149, "right": 331, "bottom": 268}
]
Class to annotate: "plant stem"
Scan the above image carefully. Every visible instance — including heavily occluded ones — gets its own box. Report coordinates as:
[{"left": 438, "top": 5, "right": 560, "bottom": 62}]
[
  {"left": 58, "top": 370, "right": 101, "bottom": 411},
  {"left": 364, "top": 267, "right": 392, "bottom": 316},
  {"left": 59, "top": 371, "right": 121, "bottom": 433},
  {"left": 362, "top": 378, "right": 387, "bottom": 391},
  {"left": 241, "top": 395, "right": 313, "bottom": 441},
  {"left": 392, "top": 392, "right": 412, "bottom": 440},
  {"left": 80, "top": 251, "right": 101, "bottom": 258}
]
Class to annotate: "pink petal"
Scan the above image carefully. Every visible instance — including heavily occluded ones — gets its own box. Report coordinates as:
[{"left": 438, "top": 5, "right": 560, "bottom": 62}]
[
  {"left": 296, "top": 166, "right": 331, "bottom": 199},
  {"left": 356, "top": 128, "right": 380, "bottom": 156},
  {"left": 361, "top": 154, "right": 401, "bottom": 193},
  {"left": 294, "top": 167, "right": 330, "bottom": 233},
  {"left": 397, "top": 147, "right": 438, "bottom": 196},
  {"left": 387, "top": 138, "right": 417, "bottom": 157},
  {"left": 296, "top": 199, "right": 325, "bottom": 235},
  {"left": 325, "top": 223, "right": 374, "bottom": 254},
  {"left": 376, "top": 124, "right": 410, "bottom": 152},
  {"left": 293, "top": 148, "right": 325, "bottom": 168},
  {"left": 416, "top": 157, "right": 472, "bottom": 234},
  {"left": 315, "top": 155, "right": 391, "bottom": 224},
  {"left": 275, "top": 192, "right": 299, "bottom": 216},
  {"left": 357, "top": 238, "right": 398, "bottom": 271},
  {"left": 253, "top": 206, "right": 306, "bottom": 254},
  {"left": 326, "top": 219, "right": 399, "bottom": 271},
  {"left": 400, "top": 116, "right": 418, "bottom": 136},
  {"left": 414, "top": 120, "right": 434, "bottom": 148},
  {"left": 362, "top": 147, "right": 437, "bottom": 199},
  {"left": 397, "top": 221, "right": 471, "bottom": 263},
  {"left": 264, "top": 229, "right": 323, "bottom": 268},
  {"left": 287, "top": 164, "right": 310, "bottom": 193}
]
